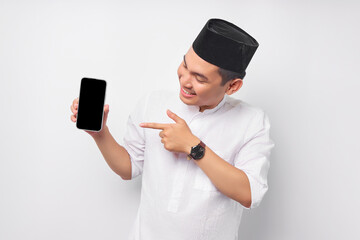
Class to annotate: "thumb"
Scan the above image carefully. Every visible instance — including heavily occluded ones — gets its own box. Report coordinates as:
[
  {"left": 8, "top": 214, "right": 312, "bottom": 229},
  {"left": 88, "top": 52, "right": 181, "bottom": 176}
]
[
  {"left": 104, "top": 104, "right": 109, "bottom": 113},
  {"left": 103, "top": 104, "right": 109, "bottom": 122}
]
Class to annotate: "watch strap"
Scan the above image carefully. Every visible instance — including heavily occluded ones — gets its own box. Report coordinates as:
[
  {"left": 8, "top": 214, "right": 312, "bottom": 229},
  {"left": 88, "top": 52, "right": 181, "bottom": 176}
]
[{"left": 199, "top": 141, "right": 206, "bottom": 148}]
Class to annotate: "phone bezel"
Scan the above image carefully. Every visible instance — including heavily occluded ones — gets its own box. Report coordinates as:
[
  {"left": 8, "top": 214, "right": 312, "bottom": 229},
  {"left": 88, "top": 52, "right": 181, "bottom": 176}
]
[{"left": 76, "top": 77, "right": 107, "bottom": 132}]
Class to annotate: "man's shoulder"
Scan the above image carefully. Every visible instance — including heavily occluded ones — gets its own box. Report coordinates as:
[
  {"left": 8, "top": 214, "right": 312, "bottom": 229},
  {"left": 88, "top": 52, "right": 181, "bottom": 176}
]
[
  {"left": 225, "top": 96, "right": 265, "bottom": 118},
  {"left": 224, "top": 97, "right": 271, "bottom": 139}
]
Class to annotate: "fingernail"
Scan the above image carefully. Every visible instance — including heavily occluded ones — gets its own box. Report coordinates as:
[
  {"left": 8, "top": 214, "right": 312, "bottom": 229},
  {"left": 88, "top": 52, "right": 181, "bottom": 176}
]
[{"left": 139, "top": 123, "right": 145, "bottom": 127}]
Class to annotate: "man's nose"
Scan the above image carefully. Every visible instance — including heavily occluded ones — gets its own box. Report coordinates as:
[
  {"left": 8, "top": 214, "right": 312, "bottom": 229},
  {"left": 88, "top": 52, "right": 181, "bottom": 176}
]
[{"left": 182, "top": 73, "right": 193, "bottom": 86}]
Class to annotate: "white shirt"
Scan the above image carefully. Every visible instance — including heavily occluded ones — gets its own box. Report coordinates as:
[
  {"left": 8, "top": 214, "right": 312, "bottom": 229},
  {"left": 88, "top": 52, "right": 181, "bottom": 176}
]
[{"left": 123, "top": 90, "right": 275, "bottom": 240}]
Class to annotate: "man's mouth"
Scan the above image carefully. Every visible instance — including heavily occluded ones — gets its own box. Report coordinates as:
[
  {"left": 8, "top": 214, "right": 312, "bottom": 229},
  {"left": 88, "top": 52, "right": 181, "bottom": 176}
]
[{"left": 182, "top": 87, "right": 196, "bottom": 95}]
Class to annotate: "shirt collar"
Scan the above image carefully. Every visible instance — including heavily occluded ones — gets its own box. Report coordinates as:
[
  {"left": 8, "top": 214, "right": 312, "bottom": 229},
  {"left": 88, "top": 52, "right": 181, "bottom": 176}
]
[{"left": 182, "top": 94, "right": 228, "bottom": 116}]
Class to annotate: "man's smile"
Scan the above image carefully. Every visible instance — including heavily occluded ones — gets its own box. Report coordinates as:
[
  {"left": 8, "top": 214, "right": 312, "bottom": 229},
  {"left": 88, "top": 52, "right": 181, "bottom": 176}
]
[{"left": 181, "top": 87, "right": 196, "bottom": 96}]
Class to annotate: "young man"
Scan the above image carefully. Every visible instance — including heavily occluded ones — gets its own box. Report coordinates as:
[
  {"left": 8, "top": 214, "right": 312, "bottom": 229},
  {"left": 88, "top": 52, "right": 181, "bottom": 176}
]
[{"left": 70, "top": 18, "right": 274, "bottom": 239}]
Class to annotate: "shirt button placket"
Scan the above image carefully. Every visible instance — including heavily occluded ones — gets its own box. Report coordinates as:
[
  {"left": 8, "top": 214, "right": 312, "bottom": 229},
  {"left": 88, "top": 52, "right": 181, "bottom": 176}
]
[{"left": 167, "top": 114, "right": 202, "bottom": 213}]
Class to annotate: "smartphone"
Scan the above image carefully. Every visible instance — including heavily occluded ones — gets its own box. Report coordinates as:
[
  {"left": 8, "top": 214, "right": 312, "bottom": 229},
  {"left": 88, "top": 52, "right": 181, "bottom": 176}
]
[{"left": 76, "top": 77, "right": 107, "bottom": 132}]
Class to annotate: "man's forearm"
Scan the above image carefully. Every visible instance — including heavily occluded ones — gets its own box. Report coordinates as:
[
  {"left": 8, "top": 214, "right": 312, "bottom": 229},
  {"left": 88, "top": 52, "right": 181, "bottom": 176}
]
[
  {"left": 92, "top": 126, "right": 132, "bottom": 180},
  {"left": 186, "top": 137, "right": 251, "bottom": 208}
]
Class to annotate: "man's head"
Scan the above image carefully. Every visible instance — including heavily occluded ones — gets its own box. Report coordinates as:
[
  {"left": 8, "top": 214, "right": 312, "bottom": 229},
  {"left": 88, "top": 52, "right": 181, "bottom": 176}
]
[
  {"left": 177, "top": 47, "right": 243, "bottom": 112},
  {"left": 178, "top": 18, "right": 259, "bottom": 112}
]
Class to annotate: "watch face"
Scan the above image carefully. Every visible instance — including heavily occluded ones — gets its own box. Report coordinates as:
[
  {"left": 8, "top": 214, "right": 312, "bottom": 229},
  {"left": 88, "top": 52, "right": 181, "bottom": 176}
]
[{"left": 191, "top": 145, "right": 205, "bottom": 160}]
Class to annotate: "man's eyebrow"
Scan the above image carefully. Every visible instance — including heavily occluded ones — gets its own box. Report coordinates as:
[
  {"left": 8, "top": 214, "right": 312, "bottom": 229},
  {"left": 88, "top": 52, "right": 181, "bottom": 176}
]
[
  {"left": 183, "top": 55, "right": 187, "bottom": 67},
  {"left": 183, "top": 55, "right": 208, "bottom": 81}
]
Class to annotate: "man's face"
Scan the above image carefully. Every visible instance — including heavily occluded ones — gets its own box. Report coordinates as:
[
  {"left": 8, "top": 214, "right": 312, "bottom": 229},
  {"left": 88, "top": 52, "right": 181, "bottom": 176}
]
[{"left": 177, "top": 47, "right": 231, "bottom": 112}]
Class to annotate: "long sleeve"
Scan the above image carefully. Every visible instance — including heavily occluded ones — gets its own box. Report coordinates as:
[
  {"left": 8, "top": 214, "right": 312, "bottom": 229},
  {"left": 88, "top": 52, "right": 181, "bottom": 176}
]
[
  {"left": 123, "top": 93, "right": 150, "bottom": 179},
  {"left": 234, "top": 110, "right": 275, "bottom": 209}
]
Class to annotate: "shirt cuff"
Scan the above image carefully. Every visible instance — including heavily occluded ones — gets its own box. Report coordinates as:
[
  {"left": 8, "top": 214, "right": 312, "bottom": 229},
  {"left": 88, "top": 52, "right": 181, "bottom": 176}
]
[
  {"left": 122, "top": 141, "right": 144, "bottom": 179},
  {"left": 241, "top": 171, "right": 269, "bottom": 210}
]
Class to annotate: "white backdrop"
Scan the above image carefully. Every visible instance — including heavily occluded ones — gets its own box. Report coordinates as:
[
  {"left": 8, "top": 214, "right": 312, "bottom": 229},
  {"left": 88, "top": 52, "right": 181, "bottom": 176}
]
[{"left": 1, "top": 0, "right": 359, "bottom": 239}]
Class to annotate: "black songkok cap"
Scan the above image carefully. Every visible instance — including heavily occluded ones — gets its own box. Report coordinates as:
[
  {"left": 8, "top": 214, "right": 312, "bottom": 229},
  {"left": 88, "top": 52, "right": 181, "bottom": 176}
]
[{"left": 192, "top": 18, "right": 259, "bottom": 78}]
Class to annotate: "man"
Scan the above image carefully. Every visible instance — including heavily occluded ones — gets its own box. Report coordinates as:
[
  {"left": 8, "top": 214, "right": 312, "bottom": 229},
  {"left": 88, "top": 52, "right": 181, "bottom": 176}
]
[{"left": 70, "top": 18, "right": 275, "bottom": 240}]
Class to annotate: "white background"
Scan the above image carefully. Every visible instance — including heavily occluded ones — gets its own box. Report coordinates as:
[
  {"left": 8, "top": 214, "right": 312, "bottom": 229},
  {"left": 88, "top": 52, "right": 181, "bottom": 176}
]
[{"left": 0, "top": 0, "right": 359, "bottom": 239}]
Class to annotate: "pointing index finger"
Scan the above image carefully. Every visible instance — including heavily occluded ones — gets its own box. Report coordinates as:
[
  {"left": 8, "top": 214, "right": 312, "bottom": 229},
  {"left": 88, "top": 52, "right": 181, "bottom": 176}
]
[{"left": 140, "top": 122, "right": 168, "bottom": 130}]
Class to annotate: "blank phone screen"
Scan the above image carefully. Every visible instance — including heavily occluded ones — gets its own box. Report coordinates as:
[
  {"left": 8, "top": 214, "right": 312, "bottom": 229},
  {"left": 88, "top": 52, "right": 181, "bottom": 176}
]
[{"left": 76, "top": 78, "right": 107, "bottom": 132}]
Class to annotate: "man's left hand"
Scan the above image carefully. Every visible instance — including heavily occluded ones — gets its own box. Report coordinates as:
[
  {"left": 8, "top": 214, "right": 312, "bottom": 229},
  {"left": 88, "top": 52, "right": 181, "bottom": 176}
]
[{"left": 140, "top": 110, "right": 200, "bottom": 154}]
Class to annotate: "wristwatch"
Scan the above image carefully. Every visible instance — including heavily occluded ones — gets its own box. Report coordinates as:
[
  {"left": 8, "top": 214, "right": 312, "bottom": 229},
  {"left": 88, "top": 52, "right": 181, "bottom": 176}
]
[{"left": 187, "top": 141, "right": 206, "bottom": 160}]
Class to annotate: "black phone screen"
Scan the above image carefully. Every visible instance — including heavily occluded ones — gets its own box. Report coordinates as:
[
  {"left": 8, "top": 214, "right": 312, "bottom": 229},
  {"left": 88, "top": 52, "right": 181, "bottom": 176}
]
[{"left": 76, "top": 78, "right": 107, "bottom": 132}]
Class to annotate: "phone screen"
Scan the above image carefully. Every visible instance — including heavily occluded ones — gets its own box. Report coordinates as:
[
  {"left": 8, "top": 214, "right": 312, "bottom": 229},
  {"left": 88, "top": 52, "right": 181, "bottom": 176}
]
[{"left": 76, "top": 78, "right": 107, "bottom": 132}]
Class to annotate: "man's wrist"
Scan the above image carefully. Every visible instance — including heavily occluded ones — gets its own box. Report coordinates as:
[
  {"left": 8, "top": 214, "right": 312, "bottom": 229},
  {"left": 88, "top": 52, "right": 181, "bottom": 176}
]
[
  {"left": 185, "top": 135, "right": 201, "bottom": 155},
  {"left": 92, "top": 126, "right": 109, "bottom": 141}
]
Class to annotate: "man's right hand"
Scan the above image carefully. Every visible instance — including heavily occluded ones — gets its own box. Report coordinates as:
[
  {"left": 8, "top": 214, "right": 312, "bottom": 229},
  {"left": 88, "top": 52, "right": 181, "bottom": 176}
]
[{"left": 70, "top": 97, "right": 110, "bottom": 138}]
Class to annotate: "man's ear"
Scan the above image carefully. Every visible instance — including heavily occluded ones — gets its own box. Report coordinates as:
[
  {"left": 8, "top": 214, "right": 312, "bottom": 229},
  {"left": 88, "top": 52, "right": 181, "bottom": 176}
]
[{"left": 225, "top": 78, "right": 243, "bottom": 95}]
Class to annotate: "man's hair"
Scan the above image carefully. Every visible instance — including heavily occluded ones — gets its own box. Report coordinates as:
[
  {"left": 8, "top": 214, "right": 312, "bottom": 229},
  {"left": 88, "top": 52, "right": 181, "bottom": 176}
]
[{"left": 218, "top": 67, "right": 245, "bottom": 86}]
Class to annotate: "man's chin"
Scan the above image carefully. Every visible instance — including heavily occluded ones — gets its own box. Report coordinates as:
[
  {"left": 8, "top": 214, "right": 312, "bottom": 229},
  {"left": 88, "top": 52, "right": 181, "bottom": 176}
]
[{"left": 179, "top": 92, "right": 196, "bottom": 106}]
